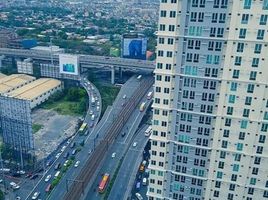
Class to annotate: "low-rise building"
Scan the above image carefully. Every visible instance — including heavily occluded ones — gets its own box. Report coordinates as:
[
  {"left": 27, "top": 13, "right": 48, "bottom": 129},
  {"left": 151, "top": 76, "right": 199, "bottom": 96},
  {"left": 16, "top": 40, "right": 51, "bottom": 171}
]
[{"left": 6, "top": 78, "right": 62, "bottom": 109}]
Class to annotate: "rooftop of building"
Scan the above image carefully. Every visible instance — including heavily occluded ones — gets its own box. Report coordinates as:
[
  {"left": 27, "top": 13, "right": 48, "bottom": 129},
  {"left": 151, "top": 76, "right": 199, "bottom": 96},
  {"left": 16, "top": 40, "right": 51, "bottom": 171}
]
[
  {"left": 7, "top": 78, "right": 61, "bottom": 101},
  {"left": 0, "top": 74, "right": 36, "bottom": 94}
]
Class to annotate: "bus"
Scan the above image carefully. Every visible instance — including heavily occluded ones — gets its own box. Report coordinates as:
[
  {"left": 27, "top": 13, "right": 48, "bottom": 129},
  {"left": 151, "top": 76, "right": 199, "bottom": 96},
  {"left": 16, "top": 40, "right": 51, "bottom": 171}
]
[
  {"left": 79, "top": 123, "right": 88, "bottom": 135},
  {"left": 98, "top": 173, "right": 110, "bottom": 193},
  {"left": 45, "top": 184, "right": 52, "bottom": 193},
  {"left": 147, "top": 91, "right": 153, "bottom": 100},
  {"left": 139, "top": 102, "right": 146, "bottom": 112}
]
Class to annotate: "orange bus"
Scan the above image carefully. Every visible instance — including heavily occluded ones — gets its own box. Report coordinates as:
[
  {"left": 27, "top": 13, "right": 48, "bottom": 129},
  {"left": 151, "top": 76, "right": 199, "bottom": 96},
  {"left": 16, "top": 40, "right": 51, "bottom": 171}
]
[
  {"left": 98, "top": 173, "right": 110, "bottom": 193},
  {"left": 45, "top": 184, "right": 52, "bottom": 193}
]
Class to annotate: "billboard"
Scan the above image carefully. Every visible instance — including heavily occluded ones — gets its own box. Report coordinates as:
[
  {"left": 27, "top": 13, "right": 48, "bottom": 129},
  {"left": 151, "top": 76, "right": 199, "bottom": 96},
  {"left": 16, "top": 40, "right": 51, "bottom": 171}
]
[
  {"left": 122, "top": 36, "right": 147, "bottom": 60},
  {"left": 59, "top": 54, "right": 79, "bottom": 75}
]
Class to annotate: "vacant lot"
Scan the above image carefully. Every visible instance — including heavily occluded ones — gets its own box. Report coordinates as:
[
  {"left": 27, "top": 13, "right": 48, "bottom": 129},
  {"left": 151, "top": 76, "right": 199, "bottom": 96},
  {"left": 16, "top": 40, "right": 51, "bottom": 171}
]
[{"left": 32, "top": 109, "right": 79, "bottom": 159}]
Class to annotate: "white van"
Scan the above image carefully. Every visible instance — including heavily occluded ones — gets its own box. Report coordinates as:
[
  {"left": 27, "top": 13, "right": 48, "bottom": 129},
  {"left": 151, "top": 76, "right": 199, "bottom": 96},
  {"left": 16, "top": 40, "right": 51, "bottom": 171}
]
[
  {"left": 142, "top": 177, "right": 147, "bottom": 186},
  {"left": 91, "top": 115, "right": 95, "bottom": 121}
]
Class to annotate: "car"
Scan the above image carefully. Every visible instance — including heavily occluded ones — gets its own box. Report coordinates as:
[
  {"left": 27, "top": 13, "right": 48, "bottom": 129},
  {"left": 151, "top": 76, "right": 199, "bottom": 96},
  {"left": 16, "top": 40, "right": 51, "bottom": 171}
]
[
  {"left": 63, "top": 160, "right": 70, "bottom": 167},
  {"left": 15, "top": 196, "right": 21, "bottom": 200},
  {"left": 96, "top": 106, "right": 100, "bottom": 112},
  {"left": 0, "top": 179, "right": 3, "bottom": 183},
  {"left": 89, "top": 110, "right": 93, "bottom": 115},
  {"left": 30, "top": 174, "right": 38, "bottom": 180},
  {"left": 133, "top": 142, "right": 137, "bottom": 147},
  {"left": 45, "top": 175, "right": 51, "bottom": 182},
  {"left": 72, "top": 149, "right": 77, "bottom": 155},
  {"left": 91, "top": 115, "right": 95, "bottom": 121},
  {"left": 95, "top": 97, "right": 98, "bottom": 101},
  {"left": 12, "top": 172, "right": 21, "bottom": 177},
  {"left": 63, "top": 152, "right": 69, "bottom": 158},
  {"left": 96, "top": 101, "right": 100, "bottom": 106},
  {"left": 137, "top": 174, "right": 142, "bottom": 180},
  {"left": 46, "top": 160, "right": 53, "bottom": 167},
  {"left": 10, "top": 182, "right": 16, "bottom": 187},
  {"left": 90, "top": 122, "right": 94, "bottom": 128},
  {"left": 67, "top": 139, "right": 71, "bottom": 144},
  {"left": 88, "top": 150, "right": 92, "bottom": 155},
  {"left": 70, "top": 142, "right": 76, "bottom": 148},
  {"left": 112, "top": 152, "right": 116, "bottom": 158},
  {"left": 121, "top": 132, "right": 126, "bottom": 137},
  {"left": 74, "top": 161, "right": 80, "bottom": 168},
  {"left": 26, "top": 173, "right": 32, "bottom": 178},
  {"left": 135, "top": 193, "right": 143, "bottom": 200},
  {"left": 123, "top": 94, "right": 127, "bottom": 99},
  {"left": 31, "top": 192, "right": 40, "bottom": 200},
  {"left": 17, "top": 170, "right": 25, "bottom": 175},
  {"left": 54, "top": 163, "right": 61, "bottom": 170},
  {"left": 121, "top": 102, "right": 125, "bottom": 107},
  {"left": 61, "top": 146, "right": 66, "bottom": 152},
  {"left": 55, "top": 153, "right": 61, "bottom": 159}
]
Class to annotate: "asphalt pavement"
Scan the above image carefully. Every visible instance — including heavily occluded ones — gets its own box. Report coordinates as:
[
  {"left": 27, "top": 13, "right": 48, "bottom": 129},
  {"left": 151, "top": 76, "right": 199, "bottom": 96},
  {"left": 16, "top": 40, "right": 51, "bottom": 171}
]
[
  {"left": 48, "top": 76, "right": 145, "bottom": 200},
  {"left": 22, "top": 76, "right": 102, "bottom": 200},
  {"left": 108, "top": 125, "right": 149, "bottom": 200},
  {"left": 83, "top": 90, "right": 152, "bottom": 200}
]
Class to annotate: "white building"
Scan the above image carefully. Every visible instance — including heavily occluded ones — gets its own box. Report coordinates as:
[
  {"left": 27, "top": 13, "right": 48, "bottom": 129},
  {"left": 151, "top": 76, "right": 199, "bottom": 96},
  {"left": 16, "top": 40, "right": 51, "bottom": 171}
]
[
  {"left": 148, "top": 1, "right": 268, "bottom": 200},
  {"left": 17, "top": 58, "right": 33, "bottom": 75}
]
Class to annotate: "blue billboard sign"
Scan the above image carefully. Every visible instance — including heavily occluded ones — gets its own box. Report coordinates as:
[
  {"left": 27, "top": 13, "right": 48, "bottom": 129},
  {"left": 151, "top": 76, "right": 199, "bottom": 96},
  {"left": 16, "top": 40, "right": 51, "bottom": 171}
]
[{"left": 122, "top": 38, "right": 147, "bottom": 60}]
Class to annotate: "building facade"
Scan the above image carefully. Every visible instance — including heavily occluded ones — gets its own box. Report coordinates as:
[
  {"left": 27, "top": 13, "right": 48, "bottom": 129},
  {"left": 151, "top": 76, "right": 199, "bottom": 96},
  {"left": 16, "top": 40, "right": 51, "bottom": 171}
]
[{"left": 147, "top": 0, "right": 268, "bottom": 200}]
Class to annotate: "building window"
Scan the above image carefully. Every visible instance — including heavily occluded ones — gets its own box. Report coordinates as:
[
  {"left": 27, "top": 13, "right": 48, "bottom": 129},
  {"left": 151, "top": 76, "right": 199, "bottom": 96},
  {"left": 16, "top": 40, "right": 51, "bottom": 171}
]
[{"left": 244, "top": 0, "right": 252, "bottom": 9}]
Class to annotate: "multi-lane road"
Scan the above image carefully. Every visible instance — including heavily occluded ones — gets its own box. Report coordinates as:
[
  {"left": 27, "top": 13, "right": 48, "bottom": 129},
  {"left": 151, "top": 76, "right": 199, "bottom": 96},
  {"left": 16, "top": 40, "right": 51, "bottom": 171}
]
[
  {"left": 108, "top": 125, "right": 150, "bottom": 200},
  {"left": 83, "top": 92, "right": 152, "bottom": 200},
  {"left": 23, "top": 77, "right": 102, "bottom": 200},
  {"left": 2, "top": 75, "right": 153, "bottom": 200}
]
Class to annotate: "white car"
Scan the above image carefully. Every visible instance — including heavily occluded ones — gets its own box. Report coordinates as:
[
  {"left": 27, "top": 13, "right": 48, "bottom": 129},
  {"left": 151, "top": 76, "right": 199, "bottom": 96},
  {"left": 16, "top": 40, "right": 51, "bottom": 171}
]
[
  {"left": 74, "top": 161, "right": 80, "bottom": 168},
  {"left": 61, "top": 146, "right": 66, "bottom": 152},
  {"left": 17, "top": 170, "right": 25, "bottom": 175},
  {"left": 133, "top": 142, "right": 137, "bottom": 147},
  {"left": 63, "top": 160, "right": 69, "bottom": 167},
  {"left": 45, "top": 175, "right": 51, "bottom": 182},
  {"left": 55, "top": 153, "right": 61, "bottom": 159},
  {"left": 10, "top": 182, "right": 16, "bottom": 187},
  {"left": 13, "top": 184, "right": 20, "bottom": 190},
  {"left": 32, "top": 192, "right": 40, "bottom": 200},
  {"left": 135, "top": 193, "right": 143, "bottom": 200},
  {"left": 97, "top": 101, "right": 100, "bottom": 106},
  {"left": 112, "top": 152, "right": 116, "bottom": 158},
  {"left": 89, "top": 110, "right": 93, "bottom": 115},
  {"left": 96, "top": 106, "right": 100, "bottom": 112}
]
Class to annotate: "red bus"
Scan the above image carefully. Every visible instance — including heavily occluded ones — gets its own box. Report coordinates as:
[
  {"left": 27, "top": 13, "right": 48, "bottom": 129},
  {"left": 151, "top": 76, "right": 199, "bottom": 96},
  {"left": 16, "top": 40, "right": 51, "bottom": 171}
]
[
  {"left": 98, "top": 173, "right": 110, "bottom": 193},
  {"left": 45, "top": 184, "right": 52, "bottom": 193}
]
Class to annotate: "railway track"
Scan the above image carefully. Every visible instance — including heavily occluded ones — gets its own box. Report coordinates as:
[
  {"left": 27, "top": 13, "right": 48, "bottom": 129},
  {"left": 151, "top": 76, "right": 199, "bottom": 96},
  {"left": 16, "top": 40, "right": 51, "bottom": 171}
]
[{"left": 63, "top": 77, "right": 154, "bottom": 200}]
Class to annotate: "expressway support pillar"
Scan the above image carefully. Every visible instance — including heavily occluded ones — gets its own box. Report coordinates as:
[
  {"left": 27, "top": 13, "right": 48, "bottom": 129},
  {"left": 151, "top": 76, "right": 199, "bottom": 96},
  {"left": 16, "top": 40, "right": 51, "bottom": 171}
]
[
  {"left": 119, "top": 67, "right": 123, "bottom": 80},
  {"left": 0, "top": 55, "right": 5, "bottom": 68},
  {"left": 111, "top": 65, "right": 115, "bottom": 84}
]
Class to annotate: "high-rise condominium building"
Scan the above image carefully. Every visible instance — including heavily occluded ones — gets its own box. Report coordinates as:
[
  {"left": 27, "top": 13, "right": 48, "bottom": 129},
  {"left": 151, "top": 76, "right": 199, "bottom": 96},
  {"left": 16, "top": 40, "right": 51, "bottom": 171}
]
[{"left": 147, "top": 0, "right": 268, "bottom": 200}]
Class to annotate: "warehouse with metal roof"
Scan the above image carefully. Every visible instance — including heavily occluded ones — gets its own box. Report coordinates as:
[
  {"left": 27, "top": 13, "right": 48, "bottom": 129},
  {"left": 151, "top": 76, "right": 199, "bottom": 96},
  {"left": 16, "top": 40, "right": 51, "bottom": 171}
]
[
  {"left": 6, "top": 78, "right": 62, "bottom": 108},
  {"left": 0, "top": 74, "right": 36, "bottom": 94}
]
